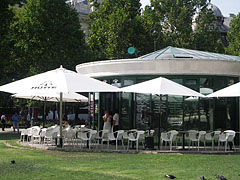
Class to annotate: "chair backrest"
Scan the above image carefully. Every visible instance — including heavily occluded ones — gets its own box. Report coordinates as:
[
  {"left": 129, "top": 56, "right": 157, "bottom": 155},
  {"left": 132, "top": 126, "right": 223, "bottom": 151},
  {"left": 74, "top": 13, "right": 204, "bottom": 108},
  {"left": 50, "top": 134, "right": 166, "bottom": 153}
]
[
  {"left": 123, "top": 131, "right": 129, "bottom": 139},
  {"left": 32, "top": 127, "right": 41, "bottom": 136},
  {"left": 198, "top": 131, "right": 206, "bottom": 140},
  {"left": 224, "top": 130, "right": 235, "bottom": 141},
  {"left": 52, "top": 131, "right": 58, "bottom": 139},
  {"left": 45, "top": 128, "right": 53, "bottom": 138},
  {"left": 213, "top": 131, "right": 221, "bottom": 140},
  {"left": 128, "top": 132, "right": 136, "bottom": 140},
  {"left": 116, "top": 130, "right": 124, "bottom": 140},
  {"left": 40, "top": 128, "right": 47, "bottom": 137},
  {"left": 169, "top": 130, "right": 178, "bottom": 141},
  {"left": 219, "top": 133, "right": 227, "bottom": 141},
  {"left": 188, "top": 131, "right": 198, "bottom": 140},
  {"left": 27, "top": 128, "right": 33, "bottom": 135},
  {"left": 137, "top": 131, "right": 145, "bottom": 140},
  {"left": 224, "top": 130, "right": 235, "bottom": 136},
  {"left": 21, "top": 129, "right": 27, "bottom": 135},
  {"left": 101, "top": 130, "right": 109, "bottom": 140},
  {"left": 150, "top": 130, "right": 155, "bottom": 136},
  {"left": 187, "top": 130, "right": 198, "bottom": 134},
  {"left": 89, "top": 130, "right": 97, "bottom": 140},
  {"left": 62, "top": 130, "right": 67, "bottom": 138},
  {"left": 65, "top": 129, "right": 75, "bottom": 139},
  {"left": 161, "top": 132, "right": 169, "bottom": 140},
  {"left": 205, "top": 132, "right": 213, "bottom": 140},
  {"left": 78, "top": 131, "right": 88, "bottom": 139}
]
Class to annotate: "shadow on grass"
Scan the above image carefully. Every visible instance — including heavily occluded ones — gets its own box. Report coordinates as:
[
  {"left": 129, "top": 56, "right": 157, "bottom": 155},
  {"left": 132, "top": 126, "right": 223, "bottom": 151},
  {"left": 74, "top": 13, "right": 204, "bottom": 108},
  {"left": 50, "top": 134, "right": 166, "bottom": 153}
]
[{"left": 0, "top": 133, "right": 20, "bottom": 140}]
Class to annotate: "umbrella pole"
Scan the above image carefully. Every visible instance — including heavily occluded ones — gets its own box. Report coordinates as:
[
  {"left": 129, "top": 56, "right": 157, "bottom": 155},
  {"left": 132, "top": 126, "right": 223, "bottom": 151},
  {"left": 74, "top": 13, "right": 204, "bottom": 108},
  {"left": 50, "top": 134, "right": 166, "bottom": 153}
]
[
  {"left": 59, "top": 92, "right": 63, "bottom": 148},
  {"left": 43, "top": 99, "right": 46, "bottom": 128},
  {"left": 158, "top": 94, "right": 162, "bottom": 150}
]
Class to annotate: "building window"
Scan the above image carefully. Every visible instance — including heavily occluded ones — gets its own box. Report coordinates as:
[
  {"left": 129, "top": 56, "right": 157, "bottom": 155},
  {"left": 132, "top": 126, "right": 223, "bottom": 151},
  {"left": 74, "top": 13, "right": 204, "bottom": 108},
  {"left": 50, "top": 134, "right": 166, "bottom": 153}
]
[{"left": 185, "top": 79, "right": 197, "bottom": 86}]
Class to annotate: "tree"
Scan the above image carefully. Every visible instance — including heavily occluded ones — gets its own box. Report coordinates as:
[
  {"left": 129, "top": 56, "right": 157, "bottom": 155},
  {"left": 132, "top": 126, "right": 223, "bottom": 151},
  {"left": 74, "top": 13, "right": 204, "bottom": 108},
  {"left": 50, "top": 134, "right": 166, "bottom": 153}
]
[
  {"left": 88, "top": 0, "right": 147, "bottom": 59},
  {"left": 10, "top": 0, "right": 91, "bottom": 76},
  {"left": 226, "top": 13, "right": 240, "bottom": 56},
  {"left": 0, "top": 0, "right": 20, "bottom": 84},
  {"left": 142, "top": 0, "right": 225, "bottom": 53},
  {"left": 193, "top": 5, "right": 224, "bottom": 53}
]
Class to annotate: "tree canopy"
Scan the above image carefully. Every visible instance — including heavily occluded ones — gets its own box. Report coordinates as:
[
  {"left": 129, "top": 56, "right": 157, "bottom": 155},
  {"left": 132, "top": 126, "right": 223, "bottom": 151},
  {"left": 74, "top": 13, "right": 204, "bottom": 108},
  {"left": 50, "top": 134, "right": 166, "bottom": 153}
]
[
  {"left": 88, "top": 0, "right": 225, "bottom": 59},
  {"left": 88, "top": 0, "right": 148, "bottom": 60},
  {"left": 10, "top": 0, "right": 91, "bottom": 76},
  {"left": 226, "top": 13, "right": 240, "bottom": 56},
  {"left": 193, "top": 4, "right": 224, "bottom": 53}
]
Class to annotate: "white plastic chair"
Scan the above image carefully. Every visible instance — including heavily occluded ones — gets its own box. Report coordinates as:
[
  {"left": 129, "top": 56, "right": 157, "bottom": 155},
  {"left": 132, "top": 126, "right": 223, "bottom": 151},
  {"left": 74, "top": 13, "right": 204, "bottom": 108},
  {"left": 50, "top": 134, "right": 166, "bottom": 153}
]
[
  {"left": 188, "top": 131, "right": 206, "bottom": 151},
  {"left": 213, "top": 131, "right": 221, "bottom": 142},
  {"left": 44, "top": 128, "right": 54, "bottom": 145},
  {"left": 185, "top": 130, "right": 198, "bottom": 141},
  {"left": 31, "top": 127, "right": 41, "bottom": 144},
  {"left": 218, "top": 130, "right": 236, "bottom": 151},
  {"left": 127, "top": 130, "right": 145, "bottom": 151},
  {"left": 204, "top": 132, "right": 214, "bottom": 150},
  {"left": 63, "top": 129, "right": 76, "bottom": 147},
  {"left": 161, "top": 130, "right": 178, "bottom": 151},
  {"left": 79, "top": 129, "right": 97, "bottom": 149},
  {"left": 100, "top": 130, "right": 110, "bottom": 149},
  {"left": 108, "top": 130, "right": 125, "bottom": 150},
  {"left": 20, "top": 129, "right": 27, "bottom": 142},
  {"left": 27, "top": 128, "right": 33, "bottom": 142}
]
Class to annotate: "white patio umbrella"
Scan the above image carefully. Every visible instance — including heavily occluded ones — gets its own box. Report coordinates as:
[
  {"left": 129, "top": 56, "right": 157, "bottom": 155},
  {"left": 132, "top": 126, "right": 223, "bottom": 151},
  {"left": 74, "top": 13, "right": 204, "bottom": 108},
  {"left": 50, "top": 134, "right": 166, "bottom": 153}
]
[
  {"left": 121, "top": 77, "right": 205, "bottom": 97},
  {"left": 121, "top": 77, "right": 205, "bottom": 149},
  {"left": 0, "top": 65, "right": 119, "bottom": 147},
  {"left": 207, "top": 82, "right": 240, "bottom": 97}
]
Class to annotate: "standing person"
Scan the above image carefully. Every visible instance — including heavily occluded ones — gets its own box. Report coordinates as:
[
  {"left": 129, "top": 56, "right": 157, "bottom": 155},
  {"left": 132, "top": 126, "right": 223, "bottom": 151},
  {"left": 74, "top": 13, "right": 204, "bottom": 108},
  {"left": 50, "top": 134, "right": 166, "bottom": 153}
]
[
  {"left": 26, "top": 113, "right": 31, "bottom": 128},
  {"left": 1, "top": 114, "right": 6, "bottom": 131},
  {"left": 12, "top": 112, "right": 20, "bottom": 133},
  {"left": 102, "top": 110, "right": 112, "bottom": 132},
  {"left": 112, "top": 110, "right": 119, "bottom": 132}
]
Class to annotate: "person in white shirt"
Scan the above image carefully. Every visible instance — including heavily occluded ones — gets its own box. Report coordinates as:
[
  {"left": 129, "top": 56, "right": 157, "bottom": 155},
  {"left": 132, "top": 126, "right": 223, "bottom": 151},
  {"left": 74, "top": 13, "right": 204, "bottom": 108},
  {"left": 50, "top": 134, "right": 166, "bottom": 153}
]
[
  {"left": 112, "top": 110, "right": 119, "bottom": 132},
  {"left": 1, "top": 114, "right": 6, "bottom": 131}
]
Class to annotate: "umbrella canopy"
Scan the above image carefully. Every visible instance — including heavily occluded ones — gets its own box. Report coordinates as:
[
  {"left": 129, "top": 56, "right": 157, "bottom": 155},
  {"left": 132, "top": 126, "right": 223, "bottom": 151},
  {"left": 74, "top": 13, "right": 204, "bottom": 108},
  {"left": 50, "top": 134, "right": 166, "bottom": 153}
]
[
  {"left": 12, "top": 92, "right": 88, "bottom": 103},
  {"left": 207, "top": 82, "right": 240, "bottom": 97},
  {"left": 0, "top": 66, "right": 119, "bottom": 147},
  {"left": 121, "top": 77, "right": 204, "bottom": 97},
  {"left": 121, "top": 77, "right": 204, "bottom": 150},
  {"left": 0, "top": 65, "right": 119, "bottom": 94}
]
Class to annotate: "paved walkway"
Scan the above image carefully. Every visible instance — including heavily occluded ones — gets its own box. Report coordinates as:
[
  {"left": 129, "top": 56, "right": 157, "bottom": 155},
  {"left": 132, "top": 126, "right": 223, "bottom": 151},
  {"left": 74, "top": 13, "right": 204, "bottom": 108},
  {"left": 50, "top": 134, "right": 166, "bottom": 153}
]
[
  {"left": 0, "top": 128, "right": 24, "bottom": 134},
  {"left": 1, "top": 129, "right": 239, "bottom": 154}
]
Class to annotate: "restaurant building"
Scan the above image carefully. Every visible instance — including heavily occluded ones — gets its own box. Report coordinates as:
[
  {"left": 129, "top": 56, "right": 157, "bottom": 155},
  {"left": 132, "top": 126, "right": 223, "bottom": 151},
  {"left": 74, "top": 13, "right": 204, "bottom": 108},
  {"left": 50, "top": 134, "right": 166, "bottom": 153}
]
[{"left": 76, "top": 46, "right": 240, "bottom": 136}]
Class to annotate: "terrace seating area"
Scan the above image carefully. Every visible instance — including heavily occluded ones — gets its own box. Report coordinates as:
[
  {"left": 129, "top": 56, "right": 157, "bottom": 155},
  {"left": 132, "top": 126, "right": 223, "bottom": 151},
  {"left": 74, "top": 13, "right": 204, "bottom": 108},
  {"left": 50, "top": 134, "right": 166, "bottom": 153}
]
[{"left": 19, "top": 126, "right": 240, "bottom": 153}]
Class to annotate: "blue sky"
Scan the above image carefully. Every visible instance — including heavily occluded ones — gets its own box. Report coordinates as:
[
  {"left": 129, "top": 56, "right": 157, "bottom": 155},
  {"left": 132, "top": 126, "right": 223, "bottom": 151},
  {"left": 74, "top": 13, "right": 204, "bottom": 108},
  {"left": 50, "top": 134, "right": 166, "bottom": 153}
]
[{"left": 140, "top": 0, "right": 240, "bottom": 17}]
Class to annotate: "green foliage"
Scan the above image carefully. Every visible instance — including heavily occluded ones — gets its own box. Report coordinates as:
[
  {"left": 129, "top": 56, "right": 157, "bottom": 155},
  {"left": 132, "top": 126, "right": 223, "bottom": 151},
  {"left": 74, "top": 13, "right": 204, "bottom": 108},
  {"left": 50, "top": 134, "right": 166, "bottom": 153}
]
[
  {"left": 226, "top": 13, "right": 240, "bottom": 56},
  {"left": 88, "top": 0, "right": 224, "bottom": 58},
  {"left": 0, "top": 0, "right": 17, "bottom": 84},
  {"left": 10, "top": 0, "right": 91, "bottom": 76},
  {"left": 88, "top": 0, "right": 147, "bottom": 59},
  {"left": 193, "top": 5, "right": 224, "bottom": 53}
]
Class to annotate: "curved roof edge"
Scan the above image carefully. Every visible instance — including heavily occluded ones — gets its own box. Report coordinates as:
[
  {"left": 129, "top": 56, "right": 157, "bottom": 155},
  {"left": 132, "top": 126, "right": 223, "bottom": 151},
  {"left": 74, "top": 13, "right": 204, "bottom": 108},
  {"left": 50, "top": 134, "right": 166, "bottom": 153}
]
[{"left": 138, "top": 46, "right": 240, "bottom": 61}]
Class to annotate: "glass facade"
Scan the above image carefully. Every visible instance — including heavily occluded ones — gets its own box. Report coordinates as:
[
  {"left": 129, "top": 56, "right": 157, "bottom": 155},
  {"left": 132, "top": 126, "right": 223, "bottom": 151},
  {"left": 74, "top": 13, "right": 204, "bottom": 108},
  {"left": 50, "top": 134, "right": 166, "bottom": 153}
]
[{"left": 89, "top": 75, "right": 239, "bottom": 143}]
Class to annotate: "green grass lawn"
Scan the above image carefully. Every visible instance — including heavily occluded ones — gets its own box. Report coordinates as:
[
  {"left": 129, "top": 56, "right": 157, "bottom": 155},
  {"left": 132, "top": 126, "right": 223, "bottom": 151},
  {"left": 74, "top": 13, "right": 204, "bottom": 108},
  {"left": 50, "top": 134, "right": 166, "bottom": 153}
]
[{"left": 0, "top": 133, "right": 239, "bottom": 180}]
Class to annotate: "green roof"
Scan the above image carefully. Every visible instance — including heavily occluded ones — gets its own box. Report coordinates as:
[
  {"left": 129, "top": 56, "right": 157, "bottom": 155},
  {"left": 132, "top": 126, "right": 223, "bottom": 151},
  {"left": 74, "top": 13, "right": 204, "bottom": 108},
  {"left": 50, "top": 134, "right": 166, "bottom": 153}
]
[{"left": 138, "top": 46, "right": 240, "bottom": 61}]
